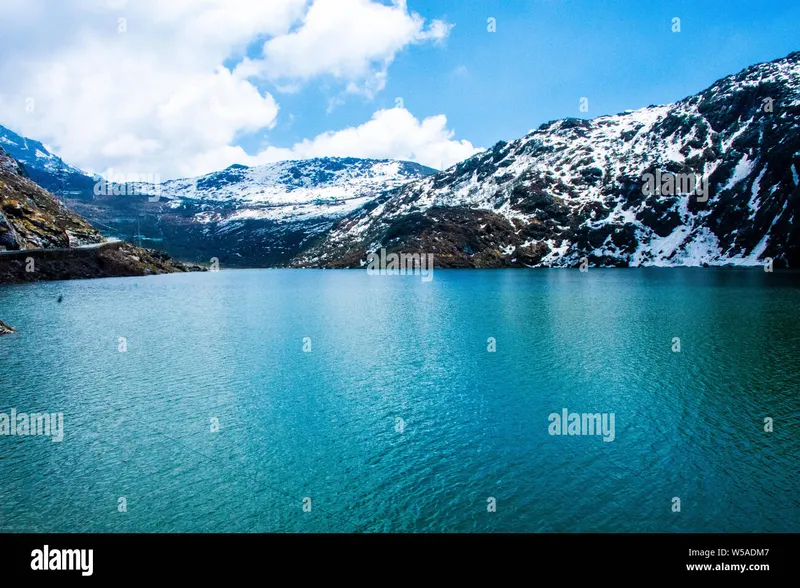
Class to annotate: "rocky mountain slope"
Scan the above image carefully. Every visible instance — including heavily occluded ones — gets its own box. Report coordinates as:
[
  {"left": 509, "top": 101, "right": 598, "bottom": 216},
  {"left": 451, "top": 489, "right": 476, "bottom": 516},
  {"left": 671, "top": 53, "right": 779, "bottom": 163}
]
[
  {"left": 294, "top": 51, "right": 800, "bottom": 269},
  {"left": 0, "top": 146, "right": 102, "bottom": 250},
  {"left": 0, "top": 146, "right": 199, "bottom": 284}
]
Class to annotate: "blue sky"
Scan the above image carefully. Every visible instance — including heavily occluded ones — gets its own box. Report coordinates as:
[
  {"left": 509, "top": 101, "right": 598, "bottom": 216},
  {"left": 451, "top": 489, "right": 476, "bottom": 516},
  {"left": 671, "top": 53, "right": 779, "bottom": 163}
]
[
  {"left": 259, "top": 0, "right": 799, "bottom": 152},
  {"left": 0, "top": 0, "right": 797, "bottom": 180}
]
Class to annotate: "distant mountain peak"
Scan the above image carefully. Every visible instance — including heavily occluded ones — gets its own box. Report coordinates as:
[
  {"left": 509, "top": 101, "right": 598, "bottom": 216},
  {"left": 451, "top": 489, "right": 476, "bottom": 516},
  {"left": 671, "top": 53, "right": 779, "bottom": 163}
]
[
  {"left": 0, "top": 124, "right": 95, "bottom": 194},
  {"left": 158, "top": 156, "right": 437, "bottom": 205}
]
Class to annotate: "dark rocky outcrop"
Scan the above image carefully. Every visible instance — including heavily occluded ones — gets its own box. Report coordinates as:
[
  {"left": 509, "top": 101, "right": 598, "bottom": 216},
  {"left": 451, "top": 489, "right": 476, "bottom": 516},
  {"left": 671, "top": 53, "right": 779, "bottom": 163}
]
[
  {"left": 0, "top": 147, "right": 103, "bottom": 250},
  {"left": 0, "top": 241, "right": 203, "bottom": 283}
]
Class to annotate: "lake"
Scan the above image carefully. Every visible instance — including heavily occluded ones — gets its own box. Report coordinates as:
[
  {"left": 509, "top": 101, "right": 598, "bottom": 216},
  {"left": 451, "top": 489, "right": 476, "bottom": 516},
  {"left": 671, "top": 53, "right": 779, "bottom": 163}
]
[{"left": 0, "top": 268, "right": 798, "bottom": 532}]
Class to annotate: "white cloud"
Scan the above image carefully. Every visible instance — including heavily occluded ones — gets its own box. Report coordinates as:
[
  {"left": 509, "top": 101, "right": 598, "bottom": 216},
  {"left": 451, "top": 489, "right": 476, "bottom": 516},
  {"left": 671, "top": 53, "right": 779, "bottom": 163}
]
[
  {"left": 101, "top": 134, "right": 161, "bottom": 158},
  {"left": 234, "top": 108, "right": 482, "bottom": 172},
  {"left": 237, "top": 0, "right": 452, "bottom": 96},
  {"left": 0, "top": 0, "right": 464, "bottom": 180}
]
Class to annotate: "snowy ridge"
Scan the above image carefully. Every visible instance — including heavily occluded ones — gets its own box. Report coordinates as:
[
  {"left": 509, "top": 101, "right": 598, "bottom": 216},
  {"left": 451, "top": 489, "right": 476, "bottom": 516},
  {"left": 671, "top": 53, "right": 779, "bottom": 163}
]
[
  {"left": 158, "top": 158, "right": 434, "bottom": 205},
  {"left": 139, "top": 157, "right": 437, "bottom": 229}
]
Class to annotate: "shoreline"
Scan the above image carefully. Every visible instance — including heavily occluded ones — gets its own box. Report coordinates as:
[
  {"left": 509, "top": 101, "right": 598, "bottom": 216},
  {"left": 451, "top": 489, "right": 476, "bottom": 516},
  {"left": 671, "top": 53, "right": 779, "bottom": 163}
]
[{"left": 0, "top": 264, "right": 794, "bottom": 287}]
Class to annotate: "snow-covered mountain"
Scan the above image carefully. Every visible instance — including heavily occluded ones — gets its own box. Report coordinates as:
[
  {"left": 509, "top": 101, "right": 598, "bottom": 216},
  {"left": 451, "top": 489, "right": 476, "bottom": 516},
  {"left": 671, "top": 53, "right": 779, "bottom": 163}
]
[
  {"left": 144, "top": 158, "right": 437, "bottom": 233},
  {"left": 60, "top": 155, "right": 435, "bottom": 266},
  {"left": 158, "top": 158, "right": 435, "bottom": 204},
  {"left": 296, "top": 51, "right": 800, "bottom": 269},
  {"left": 0, "top": 125, "right": 95, "bottom": 194}
]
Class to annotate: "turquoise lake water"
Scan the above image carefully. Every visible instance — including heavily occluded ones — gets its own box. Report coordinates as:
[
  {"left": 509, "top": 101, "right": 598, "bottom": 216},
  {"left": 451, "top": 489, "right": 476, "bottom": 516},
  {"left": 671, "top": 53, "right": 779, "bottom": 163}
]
[{"left": 0, "top": 269, "right": 798, "bottom": 532}]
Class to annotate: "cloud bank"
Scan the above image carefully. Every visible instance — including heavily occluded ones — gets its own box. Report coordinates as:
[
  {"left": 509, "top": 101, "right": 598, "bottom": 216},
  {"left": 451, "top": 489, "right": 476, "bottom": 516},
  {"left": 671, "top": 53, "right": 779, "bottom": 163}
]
[{"left": 0, "top": 0, "right": 478, "bottom": 179}]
